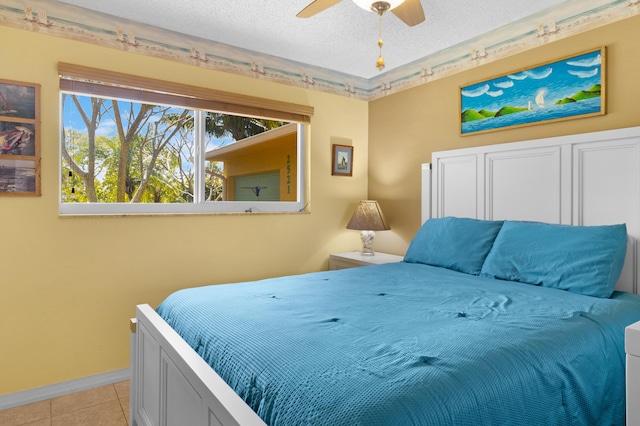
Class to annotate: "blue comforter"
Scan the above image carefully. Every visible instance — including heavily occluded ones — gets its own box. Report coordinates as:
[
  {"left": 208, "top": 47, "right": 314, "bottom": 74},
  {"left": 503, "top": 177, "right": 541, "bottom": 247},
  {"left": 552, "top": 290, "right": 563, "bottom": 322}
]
[{"left": 157, "top": 262, "right": 640, "bottom": 426}]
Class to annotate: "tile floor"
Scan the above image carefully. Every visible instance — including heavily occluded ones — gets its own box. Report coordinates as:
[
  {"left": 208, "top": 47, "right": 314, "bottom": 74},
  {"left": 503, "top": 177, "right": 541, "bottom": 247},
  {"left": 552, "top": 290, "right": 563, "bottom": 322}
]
[{"left": 0, "top": 381, "right": 130, "bottom": 426}]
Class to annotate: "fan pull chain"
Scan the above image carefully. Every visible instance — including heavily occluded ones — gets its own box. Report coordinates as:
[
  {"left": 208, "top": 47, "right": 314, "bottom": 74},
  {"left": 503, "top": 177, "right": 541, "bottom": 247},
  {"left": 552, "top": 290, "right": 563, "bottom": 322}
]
[{"left": 376, "top": 11, "right": 385, "bottom": 71}]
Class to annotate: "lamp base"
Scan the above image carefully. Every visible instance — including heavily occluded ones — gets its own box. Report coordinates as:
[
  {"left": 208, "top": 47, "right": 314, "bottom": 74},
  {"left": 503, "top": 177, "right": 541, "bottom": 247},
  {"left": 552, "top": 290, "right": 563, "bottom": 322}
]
[{"left": 360, "top": 230, "right": 376, "bottom": 256}]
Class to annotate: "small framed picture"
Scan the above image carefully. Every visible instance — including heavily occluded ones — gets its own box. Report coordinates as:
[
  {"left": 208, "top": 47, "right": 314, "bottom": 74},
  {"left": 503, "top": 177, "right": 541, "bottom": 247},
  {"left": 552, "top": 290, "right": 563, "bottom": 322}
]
[
  {"left": 0, "top": 159, "right": 38, "bottom": 194},
  {"left": 332, "top": 144, "right": 353, "bottom": 176}
]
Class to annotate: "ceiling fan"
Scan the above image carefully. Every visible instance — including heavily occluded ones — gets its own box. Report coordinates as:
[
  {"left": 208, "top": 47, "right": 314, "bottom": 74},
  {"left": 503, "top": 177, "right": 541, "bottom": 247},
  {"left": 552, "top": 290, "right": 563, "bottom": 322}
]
[{"left": 297, "top": 0, "right": 425, "bottom": 71}]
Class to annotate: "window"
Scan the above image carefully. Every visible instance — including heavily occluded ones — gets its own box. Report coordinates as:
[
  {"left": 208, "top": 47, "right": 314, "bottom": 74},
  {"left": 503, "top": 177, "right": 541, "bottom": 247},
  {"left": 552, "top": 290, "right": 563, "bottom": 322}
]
[{"left": 58, "top": 63, "right": 312, "bottom": 215}]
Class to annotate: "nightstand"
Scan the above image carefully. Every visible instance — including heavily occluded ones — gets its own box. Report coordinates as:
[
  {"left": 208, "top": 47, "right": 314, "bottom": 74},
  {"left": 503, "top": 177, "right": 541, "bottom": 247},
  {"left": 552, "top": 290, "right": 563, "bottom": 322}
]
[
  {"left": 329, "top": 251, "right": 404, "bottom": 270},
  {"left": 626, "top": 321, "right": 640, "bottom": 425}
]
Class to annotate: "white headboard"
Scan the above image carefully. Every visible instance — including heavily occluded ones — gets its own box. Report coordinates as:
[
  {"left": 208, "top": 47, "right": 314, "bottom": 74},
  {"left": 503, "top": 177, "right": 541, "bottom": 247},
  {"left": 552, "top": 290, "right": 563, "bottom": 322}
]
[{"left": 422, "top": 126, "right": 640, "bottom": 294}]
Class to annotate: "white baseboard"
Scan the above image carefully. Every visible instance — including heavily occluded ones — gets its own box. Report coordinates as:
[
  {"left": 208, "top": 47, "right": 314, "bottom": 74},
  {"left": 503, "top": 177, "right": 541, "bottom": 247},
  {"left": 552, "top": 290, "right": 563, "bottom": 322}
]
[{"left": 0, "top": 368, "right": 130, "bottom": 411}]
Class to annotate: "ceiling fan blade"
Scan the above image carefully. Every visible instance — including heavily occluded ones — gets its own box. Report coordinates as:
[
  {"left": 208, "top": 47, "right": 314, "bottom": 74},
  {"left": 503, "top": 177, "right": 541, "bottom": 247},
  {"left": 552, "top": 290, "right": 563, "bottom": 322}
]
[
  {"left": 297, "top": 0, "right": 343, "bottom": 18},
  {"left": 391, "top": 0, "right": 425, "bottom": 27}
]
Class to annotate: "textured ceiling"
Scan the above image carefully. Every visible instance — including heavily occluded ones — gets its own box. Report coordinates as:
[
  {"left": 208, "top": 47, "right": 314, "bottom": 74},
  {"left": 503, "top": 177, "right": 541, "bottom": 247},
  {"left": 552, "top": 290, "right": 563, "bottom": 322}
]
[{"left": 56, "top": 0, "right": 567, "bottom": 79}]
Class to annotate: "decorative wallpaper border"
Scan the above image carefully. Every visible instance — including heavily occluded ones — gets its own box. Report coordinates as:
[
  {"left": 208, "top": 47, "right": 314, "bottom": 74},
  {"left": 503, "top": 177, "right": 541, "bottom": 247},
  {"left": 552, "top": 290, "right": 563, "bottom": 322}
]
[{"left": 0, "top": 0, "right": 638, "bottom": 101}]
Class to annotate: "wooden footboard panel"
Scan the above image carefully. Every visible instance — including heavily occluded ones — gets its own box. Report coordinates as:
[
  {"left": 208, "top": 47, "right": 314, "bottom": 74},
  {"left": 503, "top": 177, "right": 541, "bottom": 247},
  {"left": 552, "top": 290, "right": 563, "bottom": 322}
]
[{"left": 130, "top": 304, "right": 267, "bottom": 426}]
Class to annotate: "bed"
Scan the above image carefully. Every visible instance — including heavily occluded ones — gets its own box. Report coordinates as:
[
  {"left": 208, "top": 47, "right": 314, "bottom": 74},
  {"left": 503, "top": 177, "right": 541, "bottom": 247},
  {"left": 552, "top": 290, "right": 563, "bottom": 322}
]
[{"left": 130, "top": 125, "right": 640, "bottom": 426}]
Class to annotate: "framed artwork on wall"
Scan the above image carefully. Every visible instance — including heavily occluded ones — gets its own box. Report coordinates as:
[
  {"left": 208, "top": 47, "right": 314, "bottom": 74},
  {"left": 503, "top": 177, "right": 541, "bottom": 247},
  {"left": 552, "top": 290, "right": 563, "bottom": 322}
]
[
  {"left": 0, "top": 78, "right": 40, "bottom": 196},
  {"left": 332, "top": 144, "right": 353, "bottom": 176},
  {"left": 460, "top": 47, "right": 605, "bottom": 136}
]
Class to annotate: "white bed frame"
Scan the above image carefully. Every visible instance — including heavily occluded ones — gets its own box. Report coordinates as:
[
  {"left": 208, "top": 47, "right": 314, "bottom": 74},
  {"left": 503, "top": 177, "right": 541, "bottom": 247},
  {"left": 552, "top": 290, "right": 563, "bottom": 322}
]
[{"left": 130, "top": 125, "right": 640, "bottom": 426}]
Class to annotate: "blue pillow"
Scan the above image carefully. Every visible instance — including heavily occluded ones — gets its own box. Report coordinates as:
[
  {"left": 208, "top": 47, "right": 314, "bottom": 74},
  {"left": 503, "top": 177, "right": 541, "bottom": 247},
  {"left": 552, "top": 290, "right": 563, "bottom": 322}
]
[
  {"left": 480, "top": 221, "right": 627, "bottom": 298},
  {"left": 404, "top": 216, "right": 504, "bottom": 275}
]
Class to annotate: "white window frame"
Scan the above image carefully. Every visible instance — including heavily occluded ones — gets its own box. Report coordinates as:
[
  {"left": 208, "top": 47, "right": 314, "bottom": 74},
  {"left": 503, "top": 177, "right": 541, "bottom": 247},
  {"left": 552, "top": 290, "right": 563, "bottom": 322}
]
[
  {"left": 57, "top": 63, "right": 311, "bottom": 216},
  {"left": 58, "top": 111, "right": 306, "bottom": 215}
]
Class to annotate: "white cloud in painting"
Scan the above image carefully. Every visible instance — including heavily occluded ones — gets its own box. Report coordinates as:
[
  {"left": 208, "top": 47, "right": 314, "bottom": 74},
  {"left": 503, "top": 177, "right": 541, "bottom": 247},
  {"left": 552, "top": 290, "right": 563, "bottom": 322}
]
[
  {"left": 525, "top": 68, "right": 553, "bottom": 79},
  {"left": 507, "top": 72, "right": 527, "bottom": 80},
  {"left": 566, "top": 54, "right": 601, "bottom": 67},
  {"left": 567, "top": 68, "right": 599, "bottom": 78},
  {"left": 494, "top": 80, "right": 514, "bottom": 89},
  {"left": 508, "top": 67, "right": 553, "bottom": 80},
  {"left": 461, "top": 84, "right": 490, "bottom": 98}
]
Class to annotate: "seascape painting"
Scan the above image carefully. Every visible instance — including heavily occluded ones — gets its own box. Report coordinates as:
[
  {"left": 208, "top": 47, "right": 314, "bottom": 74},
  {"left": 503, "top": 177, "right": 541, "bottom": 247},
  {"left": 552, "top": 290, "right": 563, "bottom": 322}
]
[
  {"left": 460, "top": 48, "right": 605, "bottom": 135},
  {"left": 0, "top": 159, "right": 37, "bottom": 193},
  {"left": 0, "top": 81, "right": 37, "bottom": 119}
]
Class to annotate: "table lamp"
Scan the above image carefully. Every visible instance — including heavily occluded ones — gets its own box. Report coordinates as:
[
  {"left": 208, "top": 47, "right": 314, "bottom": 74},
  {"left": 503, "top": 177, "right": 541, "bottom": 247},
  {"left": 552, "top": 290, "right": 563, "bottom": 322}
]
[{"left": 346, "top": 200, "right": 390, "bottom": 256}]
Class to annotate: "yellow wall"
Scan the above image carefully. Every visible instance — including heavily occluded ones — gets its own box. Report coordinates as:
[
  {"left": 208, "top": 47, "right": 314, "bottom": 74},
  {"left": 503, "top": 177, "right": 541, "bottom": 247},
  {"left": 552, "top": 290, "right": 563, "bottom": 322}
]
[
  {"left": 0, "top": 25, "right": 368, "bottom": 395},
  {"left": 369, "top": 15, "right": 640, "bottom": 256},
  {"left": 3, "top": 11, "right": 638, "bottom": 399}
]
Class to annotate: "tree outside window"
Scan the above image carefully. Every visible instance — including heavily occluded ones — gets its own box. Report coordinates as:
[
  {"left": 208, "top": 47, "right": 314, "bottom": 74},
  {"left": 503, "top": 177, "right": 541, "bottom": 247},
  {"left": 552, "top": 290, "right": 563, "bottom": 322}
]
[{"left": 61, "top": 93, "right": 288, "bottom": 207}]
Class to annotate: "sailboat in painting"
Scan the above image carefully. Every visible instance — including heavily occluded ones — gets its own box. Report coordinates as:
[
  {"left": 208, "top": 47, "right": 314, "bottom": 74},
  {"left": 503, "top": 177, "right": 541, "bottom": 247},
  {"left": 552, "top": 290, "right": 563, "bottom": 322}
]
[
  {"left": 535, "top": 90, "right": 545, "bottom": 108},
  {"left": 0, "top": 92, "right": 17, "bottom": 116}
]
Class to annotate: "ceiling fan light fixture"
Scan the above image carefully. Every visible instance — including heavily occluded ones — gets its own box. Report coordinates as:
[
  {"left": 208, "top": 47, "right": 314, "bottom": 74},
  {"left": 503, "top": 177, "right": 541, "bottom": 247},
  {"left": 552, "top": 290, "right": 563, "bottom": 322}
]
[{"left": 352, "top": 0, "right": 405, "bottom": 13}]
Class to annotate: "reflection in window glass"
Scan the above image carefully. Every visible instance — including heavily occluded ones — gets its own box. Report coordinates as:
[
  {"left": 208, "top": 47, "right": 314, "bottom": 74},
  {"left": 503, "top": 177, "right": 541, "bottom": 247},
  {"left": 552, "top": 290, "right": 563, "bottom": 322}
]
[{"left": 61, "top": 93, "right": 299, "bottom": 213}]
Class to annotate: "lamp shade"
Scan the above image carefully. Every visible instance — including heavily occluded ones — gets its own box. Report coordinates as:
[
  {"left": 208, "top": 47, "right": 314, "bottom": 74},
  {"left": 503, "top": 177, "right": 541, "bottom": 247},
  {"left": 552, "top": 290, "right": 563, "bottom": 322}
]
[{"left": 346, "top": 200, "right": 390, "bottom": 231}]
